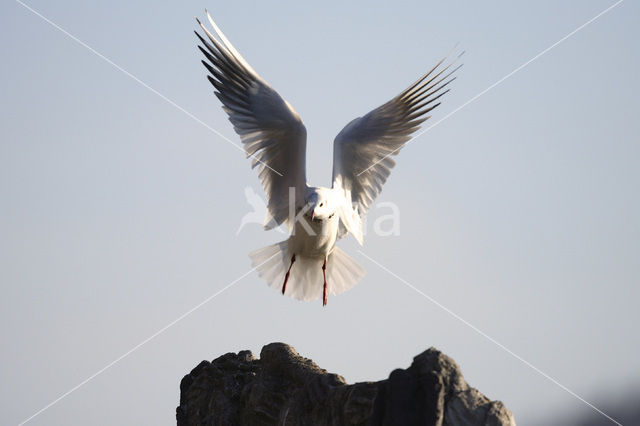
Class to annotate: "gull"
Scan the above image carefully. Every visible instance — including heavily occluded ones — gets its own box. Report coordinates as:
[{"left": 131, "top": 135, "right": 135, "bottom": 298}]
[{"left": 195, "top": 11, "right": 461, "bottom": 306}]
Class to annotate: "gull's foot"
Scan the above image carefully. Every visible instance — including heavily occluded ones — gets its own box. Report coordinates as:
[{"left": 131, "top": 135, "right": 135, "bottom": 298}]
[
  {"left": 322, "top": 258, "right": 327, "bottom": 306},
  {"left": 282, "top": 254, "right": 296, "bottom": 295}
]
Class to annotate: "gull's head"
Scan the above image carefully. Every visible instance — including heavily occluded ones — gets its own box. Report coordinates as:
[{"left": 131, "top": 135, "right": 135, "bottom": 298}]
[{"left": 305, "top": 187, "right": 338, "bottom": 222}]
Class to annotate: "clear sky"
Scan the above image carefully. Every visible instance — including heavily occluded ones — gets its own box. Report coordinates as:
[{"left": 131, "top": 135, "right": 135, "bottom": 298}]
[{"left": 1, "top": 1, "right": 638, "bottom": 425}]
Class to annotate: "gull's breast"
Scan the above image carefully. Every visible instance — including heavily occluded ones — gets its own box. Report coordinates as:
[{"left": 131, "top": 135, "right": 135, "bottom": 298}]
[{"left": 290, "top": 215, "right": 339, "bottom": 258}]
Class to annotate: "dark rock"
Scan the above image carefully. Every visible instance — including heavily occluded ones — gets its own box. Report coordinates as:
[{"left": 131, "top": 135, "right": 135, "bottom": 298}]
[{"left": 176, "top": 342, "right": 515, "bottom": 426}]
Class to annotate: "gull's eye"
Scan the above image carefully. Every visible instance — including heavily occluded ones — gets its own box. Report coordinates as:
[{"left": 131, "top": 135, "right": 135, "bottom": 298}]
[
  {"left": 329, "top": 213, "right": 334, "bottom": 219},
  {"left": 320, "top": 202, "right": 324, "bottom": 207}
]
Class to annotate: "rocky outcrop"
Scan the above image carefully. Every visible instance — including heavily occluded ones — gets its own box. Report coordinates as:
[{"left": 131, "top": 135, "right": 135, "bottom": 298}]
[{"left": 176, "top": 343, "right": 515, "bottom": 426}]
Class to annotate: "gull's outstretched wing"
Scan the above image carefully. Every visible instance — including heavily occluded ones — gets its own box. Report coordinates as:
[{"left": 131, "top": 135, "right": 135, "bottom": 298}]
[
  {"left": 332, "top": 54, "right": 461, "bottom": 243},
  {"left": 196, "top": 11, "right": 307, "bottom": 229}
]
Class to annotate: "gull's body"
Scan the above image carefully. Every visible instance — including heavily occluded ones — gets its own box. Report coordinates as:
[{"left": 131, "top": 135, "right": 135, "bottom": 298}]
[
  {"left": 195, "top": 11, "right": 460, "bottom": 305},
  {"left": 291, "top": 188, "right": 340, "bottom": 259}
]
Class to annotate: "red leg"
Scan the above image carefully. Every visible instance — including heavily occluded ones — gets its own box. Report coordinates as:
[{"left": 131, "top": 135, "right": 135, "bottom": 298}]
[
  {"left": 281, "top": 254, "right": 296, "bottom": 295},
  {"left": 322, "top": 258, "right": 328, "bottom": 306}
]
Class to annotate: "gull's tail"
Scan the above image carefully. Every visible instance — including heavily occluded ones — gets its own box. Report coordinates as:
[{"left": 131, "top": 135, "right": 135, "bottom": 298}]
[{"left": 249, "top": 239, "right": 366, "bottom": 302}]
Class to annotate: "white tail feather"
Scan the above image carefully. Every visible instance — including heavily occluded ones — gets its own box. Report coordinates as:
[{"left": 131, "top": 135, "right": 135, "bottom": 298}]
[{"left": 249, "top": 240, "right": 366, "bottom": 302}]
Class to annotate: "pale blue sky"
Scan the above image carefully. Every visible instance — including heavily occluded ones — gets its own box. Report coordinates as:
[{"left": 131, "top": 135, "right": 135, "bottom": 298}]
[{"left": 1, "top": 1, "right": 638, "bottom": 425}]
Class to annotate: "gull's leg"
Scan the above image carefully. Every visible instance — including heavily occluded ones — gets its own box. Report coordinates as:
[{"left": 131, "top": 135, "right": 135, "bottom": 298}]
[
  {"left": 281, "top": 254, "right": 296, "bottom": 295},
  {"left": 322, "top": 258, "right": 328, "bottom": 306}
]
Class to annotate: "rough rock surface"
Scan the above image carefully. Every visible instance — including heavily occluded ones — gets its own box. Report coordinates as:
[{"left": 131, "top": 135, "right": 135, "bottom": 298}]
[{"left": 176, "top": 343, "right": 516, "bottom": 426}]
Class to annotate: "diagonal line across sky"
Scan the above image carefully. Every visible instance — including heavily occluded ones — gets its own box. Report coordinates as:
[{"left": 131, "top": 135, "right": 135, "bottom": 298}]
[
  {"left": 13, "top": 0, "right": 284, "bottom": 177},
  {"left": 357, "top": 250, "right": 623, "bottom": 426},
  {"left": 15, "top": 252, "right": 279, "bottom": 426},
  {"left": 357, "top": 0, "right": 625, "bottom": 177}
]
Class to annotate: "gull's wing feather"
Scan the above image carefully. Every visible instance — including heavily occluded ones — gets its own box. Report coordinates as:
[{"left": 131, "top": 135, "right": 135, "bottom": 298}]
[
  {"left": 196, "top": 11, "right": 307, "bottom": 229},
  {"left": 332, "top": 54, "right": 461, "bottom": 242}
]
